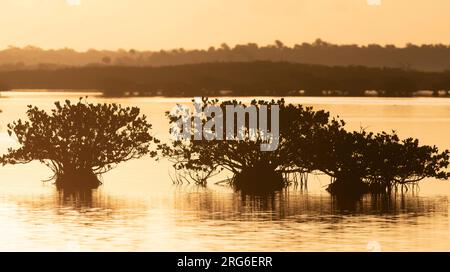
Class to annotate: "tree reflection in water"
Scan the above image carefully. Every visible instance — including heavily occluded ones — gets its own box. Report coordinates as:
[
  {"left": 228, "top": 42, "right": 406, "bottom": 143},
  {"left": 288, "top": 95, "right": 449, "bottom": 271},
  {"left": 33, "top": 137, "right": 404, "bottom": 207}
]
[{"left": 172, "top": 187, "right": 448, "bottom": 222}]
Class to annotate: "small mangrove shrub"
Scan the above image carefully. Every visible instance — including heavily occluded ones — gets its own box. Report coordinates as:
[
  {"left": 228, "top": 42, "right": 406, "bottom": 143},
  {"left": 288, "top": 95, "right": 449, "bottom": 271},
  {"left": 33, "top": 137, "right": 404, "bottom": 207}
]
[
  {"left": 321, "top": 130, "right": 450, "bottom": 194},
  {"left": 1, "top": 99, "right": 159, "bottom": 189}
]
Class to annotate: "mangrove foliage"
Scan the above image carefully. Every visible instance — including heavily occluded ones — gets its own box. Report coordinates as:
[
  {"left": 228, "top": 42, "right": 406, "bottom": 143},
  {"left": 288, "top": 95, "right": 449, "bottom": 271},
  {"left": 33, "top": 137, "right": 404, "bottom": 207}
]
[
  {"left": 0, "top": 99, "right": 159, "bottom": 189},
  {"left": 162, "top": 98, "right": 450, "bottom": 195}
]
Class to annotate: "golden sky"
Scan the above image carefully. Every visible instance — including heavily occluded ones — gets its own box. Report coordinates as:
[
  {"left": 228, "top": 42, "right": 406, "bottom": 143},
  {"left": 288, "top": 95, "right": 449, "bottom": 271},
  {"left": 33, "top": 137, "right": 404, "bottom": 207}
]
[{"left": 0, "top": 0, "right": 450, "bottom": 51}]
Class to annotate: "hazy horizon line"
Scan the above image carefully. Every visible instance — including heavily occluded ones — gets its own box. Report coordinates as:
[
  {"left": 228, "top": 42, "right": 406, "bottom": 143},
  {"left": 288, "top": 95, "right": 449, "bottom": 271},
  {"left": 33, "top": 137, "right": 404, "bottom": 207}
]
[{"left": 4, "top": 39, "right": 450, "bottom": 53}]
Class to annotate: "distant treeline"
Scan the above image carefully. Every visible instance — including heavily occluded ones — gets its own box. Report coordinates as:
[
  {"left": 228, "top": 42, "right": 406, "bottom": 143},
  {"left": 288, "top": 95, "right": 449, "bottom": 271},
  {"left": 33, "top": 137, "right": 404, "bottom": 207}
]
[
  {"left": 3, "top": 39, "right": 450, "bottom": 71},
  {"left": 1, "top": 62, "right": 449, "bottom": 97}
]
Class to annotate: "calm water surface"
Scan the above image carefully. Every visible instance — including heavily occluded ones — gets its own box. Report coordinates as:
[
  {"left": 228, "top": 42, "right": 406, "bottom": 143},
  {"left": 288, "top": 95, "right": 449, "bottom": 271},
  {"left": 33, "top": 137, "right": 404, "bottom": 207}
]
[{"left": 0, "top": 91, "right": 449, "bottom": 251}]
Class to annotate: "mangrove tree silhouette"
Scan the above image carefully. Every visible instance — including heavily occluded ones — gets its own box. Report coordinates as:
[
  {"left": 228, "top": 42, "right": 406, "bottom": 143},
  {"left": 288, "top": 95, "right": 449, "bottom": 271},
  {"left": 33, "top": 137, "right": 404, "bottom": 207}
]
[
  {"left": 161, "top": 98, "right": 345, "bottom": 193},
  {"left": 319, "top": 130, "right": 450, "bottom": 195},
  {"left": 162, "top": 98, "right": 450, "bottom": 195},
  {"left": 0, "top": 99, "right": 158, "bottom": 189}
]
